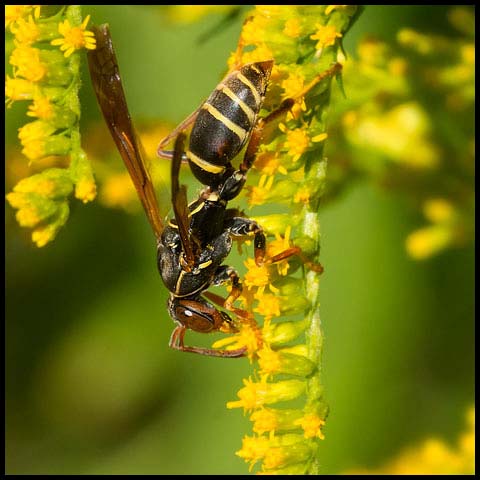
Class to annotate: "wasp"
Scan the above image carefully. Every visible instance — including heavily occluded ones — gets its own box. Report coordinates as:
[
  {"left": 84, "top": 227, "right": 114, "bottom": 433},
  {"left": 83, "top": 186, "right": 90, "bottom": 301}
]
[{"left": 88, "top": 25, "right": 322, "bottom": 357}]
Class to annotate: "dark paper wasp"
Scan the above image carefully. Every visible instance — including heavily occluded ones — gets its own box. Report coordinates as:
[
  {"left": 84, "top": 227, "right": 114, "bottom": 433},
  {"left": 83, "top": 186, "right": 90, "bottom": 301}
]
[{"left": 88, "top": 25, "right": 322, "bottom": 357}]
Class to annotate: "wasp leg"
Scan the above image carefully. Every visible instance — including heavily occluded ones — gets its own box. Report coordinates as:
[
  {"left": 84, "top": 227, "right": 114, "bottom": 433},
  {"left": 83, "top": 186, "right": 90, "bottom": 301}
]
[
  {"left": 202, "top": 291, "right": 252, "bottom": 321},
  {"left": 169, "top": 325, "right": 246, "bottom": 357},
  {"left": 212, "top": 265, "right": 243, "bottom": 310},
  {"left": 266, "top": 246, "right": 324, "bottom": 273},
  {"left": 157, "top": 149, "right": 189, "bottom": 163},
  {"left": 224, "top": 216, "right": 266, "bottom": 266}
]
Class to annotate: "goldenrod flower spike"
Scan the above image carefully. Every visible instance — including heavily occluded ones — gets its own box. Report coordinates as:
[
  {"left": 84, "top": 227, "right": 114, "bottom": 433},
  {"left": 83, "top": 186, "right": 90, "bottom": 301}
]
[
  {"left": 6, "top": 5, "right": 96, "bottom": 246},
  {"left": 216, "top": 5, "right": 360, "bottom": 474}
]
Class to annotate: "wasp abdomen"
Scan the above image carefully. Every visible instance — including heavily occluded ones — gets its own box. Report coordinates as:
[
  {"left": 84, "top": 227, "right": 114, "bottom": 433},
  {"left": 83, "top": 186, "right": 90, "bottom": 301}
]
[{"left": 187, "top": 60, "right": 273, "bottom": 186}]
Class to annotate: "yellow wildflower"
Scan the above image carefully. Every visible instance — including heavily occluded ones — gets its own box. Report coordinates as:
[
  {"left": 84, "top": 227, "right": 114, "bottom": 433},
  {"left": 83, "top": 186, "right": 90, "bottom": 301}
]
[
  {"left": 227, "top": 376, "right": 306, "bottom": 411},
  {"left": 32, "top": 223, "right": 57, "bottom": 248},
  {"left": 5, "top": 76, "right": 36, "bottom": 103},
  {"left": 212, "top": 314, "right": 262, "bottom": 360},
  {"left": 21, "top": 138, "right": 47, "bottom": 161},
  {"left": 75, "top": 178, "right": 97, "bottom": 203},
  {"left": 310, "top": 24, "right": 342, "bottom": 51},
  {"left": 254, "top": 152, "right": 287, "bottom": 176},
  {"left": 100, "top": 172, "right": 137, "bottom": 211},
  {"left": 262, "top": 447, "right": 286, "bottom": 470},
  {"left": 254, "top": 292, "right": 281, "bottom": 321},
  {"left": 461, "top": 44, "right": 475, "bottom": 65},
  {"left": 283, "top": 18, "right": 302, "bottom": 39},
  {"left": 346, "top": 406, "right": 475, "bottom": 474},
  {"left": 266, "top": 225, "right": 292, "bottom": 276},
  {"left": 5, "top": 191, "right": 28, "bottom": 209},
  {"left": 16, "top": 206, "right": 42, "bottom": 228},
  {"left": 423, "top": 198, "right": 455, "bottom": 223},
  {"left": 227, "top": 376, "right": 270, "bottom": 411},
  {"left": 10, "top": 15, "right": 40, "bottom": 44},
  {"left": 51, "top": 15, "right": 96, "bottom": 58},
  {"left": 281, "top": 71, "right": 306, "bottom": 99},
  {"left": 250, "top": 409, "right": 280, "bottom": 435},
  {"left": 294, "top": 413, "right": 326, "bottom": 439},
  {"left": 29, "top": 179, "right": 56, "bottom": 197},
  {"left": 281, "top": 71, "right": 307, "bottom": 119},
  {"left": 18, "top": 120, "right": 55, "bottom": 144},
  {"left": 243, "top": 257, "right": 271, "bottom": 291},
  {"left": 257, "top": 345, "right": 282, "bottom": 375},
  {"left": 406, "top": 225, "right": 452, "bottom": 260},
  {"left": 27, "top": 96, "right": 54, "bottom": 120},
  {"left": 241, "top": 15, "right": 269, "bottom": 45},
  {"left": 240, "top": 43, "right": 274, "bottom": 66},
  {"left": 279, "top": 124, "right": 310, "bottom": 162},
  {"left": 5, "top": 5, "right": 40, "bottom": 29},
  {"left": 236, "top": 435, "right": 271, "bottom": 471},
  {"left": 10, "top": 44, "right": 46, "bottom": 82},
  {"left": 293, "top": 185, "right": 311, "bottom": 205},
  {"left": 247, "top": 174, "right": 275, "bottom": 207}
]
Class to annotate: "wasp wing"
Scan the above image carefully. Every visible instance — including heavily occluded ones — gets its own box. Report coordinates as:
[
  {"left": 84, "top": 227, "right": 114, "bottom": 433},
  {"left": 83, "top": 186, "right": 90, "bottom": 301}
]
[
  {"left": 87, "top": 24, "right": 165, "bottom": 241},
  {"left": 171, "top": 133, "right": 197, "bottom": 270}
]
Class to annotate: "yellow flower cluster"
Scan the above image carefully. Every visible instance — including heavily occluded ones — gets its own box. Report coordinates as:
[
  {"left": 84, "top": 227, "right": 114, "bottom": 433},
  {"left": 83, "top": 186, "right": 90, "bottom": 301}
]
[
  {"left": 5, "top": 5, "right": 97, "bottom": 246},
  {"left": 326, "top": 6, "right": 474, "bottom": 261},
  {"left": 207, "top": 5, "right": 359, "bottom": 474},
  {"left": 346, "top": 406, "right": 475, "bottom": 474}
]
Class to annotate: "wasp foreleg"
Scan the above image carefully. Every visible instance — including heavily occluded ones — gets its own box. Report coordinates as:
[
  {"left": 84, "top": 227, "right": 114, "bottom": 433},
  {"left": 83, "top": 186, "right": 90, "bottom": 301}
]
[
  {"left": 225, "top": 216, "right": 266, "bottom": 266},
  {"left": 211, "top": 265, "right": 242, "bottom": 310},
  {"left": 169, "top": 324, "right": 246, "bottom": 357}
]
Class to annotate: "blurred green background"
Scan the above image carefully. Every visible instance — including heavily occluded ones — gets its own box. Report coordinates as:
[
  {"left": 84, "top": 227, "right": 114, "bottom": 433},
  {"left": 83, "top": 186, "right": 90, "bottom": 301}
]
[{"left": 5, "top": 5, "right": 474, "bottom": 475}]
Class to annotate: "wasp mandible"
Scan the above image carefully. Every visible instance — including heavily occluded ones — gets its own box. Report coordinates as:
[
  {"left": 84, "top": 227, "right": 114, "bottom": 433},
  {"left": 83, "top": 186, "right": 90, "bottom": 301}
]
[{"left": 88, "top": 25, "right": 322, "bottom": 357}]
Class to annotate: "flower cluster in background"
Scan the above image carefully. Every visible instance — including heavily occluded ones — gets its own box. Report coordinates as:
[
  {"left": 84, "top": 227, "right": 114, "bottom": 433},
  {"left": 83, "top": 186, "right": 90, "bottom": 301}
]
[
  {"left": 5, "top": 5, "right": 96, "bottom": 247},
  {"left": 345, "top": 406, "right": 475, "bottom": 475},
  {"left": 203, "top": 6, "right": 358, "bottom": 474},
  {"left": 323, "top": 5, "right": 474, "bottom": 261},
  {"left": 83, "top": 120, "right": 173, "bottom": 214}
]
